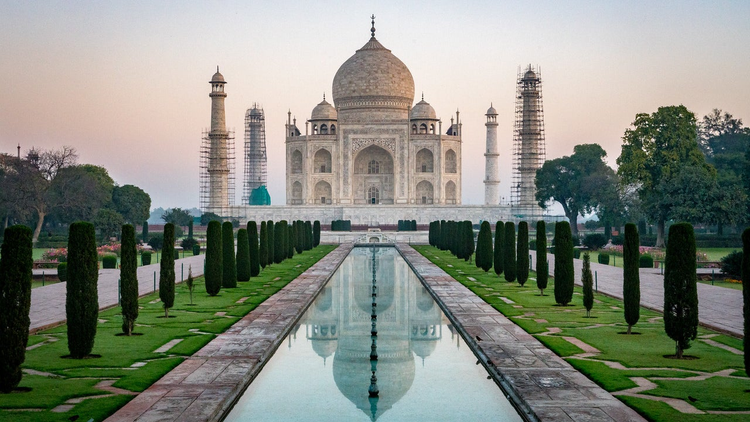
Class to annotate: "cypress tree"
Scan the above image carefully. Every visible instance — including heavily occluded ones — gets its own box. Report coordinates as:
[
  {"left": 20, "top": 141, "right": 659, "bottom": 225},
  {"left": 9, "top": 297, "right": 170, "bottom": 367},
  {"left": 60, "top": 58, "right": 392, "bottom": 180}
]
[
  {"left": 494, "top": 221, "right": 504, "bottom": 277},
  {"left": 313, "top": 220, "right": 321, "bottom": 247},
  {"left": 248, "top": 221, "right": 260, "bottom": 277},
  {"left": 160, "top": 223, "right": 176, "bottom": 317},
  {"left": 476, "top": 221, "right": 493, "bottom": 272},
  {"left": 623, "top": 223, "right": 641, "bottom": 334},
  {"left": 66, "top": 221, "right": 99, "bottom": 358},
  {"left": 236, "top": 228, "right": 250, "bottom": 282},
  {"left": 742, "top": 227, "right": 750, "bottom": 375},
  {"left": 664, "top": 222, "right": 698, "bottom": 358},
  {"left": 287, "top": 225, "right": 294, "bottom": 259},
  {"left": 305, "top": 221, "right": 313, "bottom": 250},
  {"left": 428, "top": 221, "right": 435, "bottom": 246},
  {"left": 294, "top": 221, "right": 303, "bottom": 254},
  {"left": 205, "top": 221, "right": 222, "bottom": 296},
  {"left": 222, "top": 222, "right": 236, "bottom": 288},
  {"left": 274, "top": 221, "right": 285, "bottom": 264},
  {"left": 517, "top": 221, "right": 529, "bottom": 286},
  {"left": 0, "top": 225, "right": 33, "bottom": 392},
  {"left": 267, "top": 220, "right": 274, "bottom": 266},
  {"left": 464, "top": 221, "right": 475, "bottom": 262},
  {"left": 142, "top": 221, "right": 148, "bottom": 244},
  {"left": 259, "top": 221, "right": 268, "bottom": 269},
  {"left": 554, "top": 221, "right": 574, "bottom": 306},
  {"left": 536, "top": 221, "right": 549, "bottom": 296},
  {"left": 120, "top": 224, "right": 138, "bottom": 335},
  {"left": 504, "top": 222, "right": 517, "bottom": 282},
  {"left": 188, "top": 220, "right": 194, "bottom": 239},
  {"left": 582, "top": 252, "right": 594, "bottom": 317}
]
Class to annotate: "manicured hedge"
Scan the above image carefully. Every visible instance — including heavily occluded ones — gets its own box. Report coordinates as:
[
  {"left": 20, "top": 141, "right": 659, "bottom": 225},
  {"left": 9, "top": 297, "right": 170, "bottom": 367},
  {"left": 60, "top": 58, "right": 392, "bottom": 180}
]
[
  {"left": 664, "top": 222, "right": 698, "bottom": 358},
  {"left": 66, "top": 222, "right": 99, "bottom": 358},
  {"left": 554, "top": 221, "right": 574, "bottom": 306},
  {"left": 205, "top": 221, "right": 222, "bottom": 296},
  {"left": 102, "top": 255, "right": 117, "bottom": 269},
  {"left": 120, "top": 224, "right": 138, "bottom": 335}
]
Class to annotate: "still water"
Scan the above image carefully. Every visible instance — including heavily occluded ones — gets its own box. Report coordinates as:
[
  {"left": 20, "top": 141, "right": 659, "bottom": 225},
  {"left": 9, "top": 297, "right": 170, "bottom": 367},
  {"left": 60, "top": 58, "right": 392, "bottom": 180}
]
[{"left": 224, "top": 247, "right": 522, "bottom": 421}]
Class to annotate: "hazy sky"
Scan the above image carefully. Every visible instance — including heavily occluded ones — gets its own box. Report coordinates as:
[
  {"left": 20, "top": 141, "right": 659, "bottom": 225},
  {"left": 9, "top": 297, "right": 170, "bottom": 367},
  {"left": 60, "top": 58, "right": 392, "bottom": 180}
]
[{"left": 2, "top": 0, "right": 748, "bottom": 210}]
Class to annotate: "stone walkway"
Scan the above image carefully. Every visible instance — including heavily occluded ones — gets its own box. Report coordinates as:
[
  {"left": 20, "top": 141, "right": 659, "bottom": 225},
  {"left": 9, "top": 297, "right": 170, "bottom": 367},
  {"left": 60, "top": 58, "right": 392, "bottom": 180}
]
[
  {"left": 546, "top": 254, "right": 743, "bottom": 337},
  {"left": 104, "top": 244, "right": 353, "bottom": 422},
  {"left": 398, "top": 244, "right": 645, "bottom": 422},
  {"left": 30, "top": 255, "right": 207, "bottom": 333}
]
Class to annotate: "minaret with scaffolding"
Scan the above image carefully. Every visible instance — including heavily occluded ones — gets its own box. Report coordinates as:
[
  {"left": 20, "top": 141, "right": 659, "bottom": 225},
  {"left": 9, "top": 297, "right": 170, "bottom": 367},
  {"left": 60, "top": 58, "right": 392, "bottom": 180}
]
[
  {"left": 484, "top": 104, "right": 500, "bottom": 205},
  {"left": 242, "top": 104, "right": 271, "bottom": 205},
  {"left": 200, "top": 67, "right": 235, "bottom": 215},
  {"left": 511, "top": 65, "right": 546, "bottom": 215}
]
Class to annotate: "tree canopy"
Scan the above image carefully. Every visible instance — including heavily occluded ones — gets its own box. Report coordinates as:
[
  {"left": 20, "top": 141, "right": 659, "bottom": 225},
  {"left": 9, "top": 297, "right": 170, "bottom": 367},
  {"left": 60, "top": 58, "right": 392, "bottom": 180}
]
[
  {"left": 161, "top": 208, "right": 193, "bottom": 227},
  {"left": 113, "top": 185, "right": 151, "bottom": 224}
]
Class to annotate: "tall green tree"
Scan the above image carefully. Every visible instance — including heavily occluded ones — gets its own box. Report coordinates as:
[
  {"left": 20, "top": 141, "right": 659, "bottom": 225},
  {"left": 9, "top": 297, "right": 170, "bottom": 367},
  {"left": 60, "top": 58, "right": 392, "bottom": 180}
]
[
  {"left": 161, "top": 208, "right": 193, "bottom": 227},
  {"left": 536, "top": 144, "right": 618, "bottom": 237},
  {"left": 222, "top": 222, "right": 236, "bottom": 288},
  {"left": 742, "top": 227, "right": 750, "bottom": 374},
  {"left": 112, "top": 184, "right": 151, "bottom": 224},
  {"left": 582, "top": 252, "right": 594, "bottom": 317},
  {"left": 142, "top": 221, "right": 148, "bottom": 244},
  {"left": 463, "top": 221, "right": 475, "bottom": 262},
  {"left": 159, "top": 223, "right": 176, "bottom": 317},
  {"left": 287, "top": 225, "right": 294, "bottom": 259},
  {"left": 313, "top": 220, "right": 321, "bottom": 247},
  {"left": 205, "top": 221, "right": 222, "bottom": 296},
  {"left": 48, "top": 164, "right": 115, "bottom": 225},
  {"left": 305, "top": 221, "right": 313, "bottom": 250},
  {"left": 504, "top": 222, "right": 516, "bottom": 282},
  {"left": 267, "top": 220, "right": 274, "bottom": 266},
  {"left": 0, "top": 225, "right": 33, "bottom": 392},
  {"left": 248, "top": 221, "right": 260, "bottom": 277},
  {"left": 494, "top": 221, "right": 504, "bottom": 277},
  {"left": 536, "top": 221, "right": 548, "bottom": 296},
  {"left": 66, "top": 221, "right": 99, "bottom": 358},
  {"left": 120, "top": 224, "right": 138, "bottom": 335},
  {"left": 294, "top": 221, "right": 303, "bottom": 254},
  {"left": 259, "top": 221, "right": 268, "bottom": 269},
  {"left": 236, "top": 228, "right": 250, "bottom": 282},
  {"left": 476, "top": 221, "right": 493, "bottom": 272},
  {"left": 517, "top": 222, "right": 529, "bottom": 286},
  {"left": 93, "top": 208, "right": 125, "bottom": 241},
  {"left": 274, "top": 221, "right": 286, "bottom": 264},
  {"left": 554, "top": 221, "right": 574, "bottom": 306},
  {"left": 664, "top": 222, "right": 698, "bottom": 358},
  {"left": 618, "top": 105, "right": 712, "bottom": 247},
  {"left": 623, "top": 223, "right": 641, "bottom": 334},
  {"left": 188, "top": 220, "right": 194, "bottom": 239}
]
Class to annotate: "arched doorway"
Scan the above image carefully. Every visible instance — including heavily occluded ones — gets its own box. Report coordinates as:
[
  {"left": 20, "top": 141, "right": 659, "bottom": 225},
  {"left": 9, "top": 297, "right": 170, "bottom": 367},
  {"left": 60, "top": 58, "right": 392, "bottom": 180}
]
[
  {"left": 354, "top": 145, "right": 394, "bottom": 205},
  {"left": 416, "top": 180, "right": 434, "bottom": 204},
  {"left": 291, "top": 181, "right": 303, "bottom": 205},
  {"left": 315, "top": 180, "right": 332, "bottom": 205},
  {"left": 445, "top": 181, "right": 457, "bottom": 204},
  {"left": 314, "top": 149, "right": 332, "bottom": 173}
]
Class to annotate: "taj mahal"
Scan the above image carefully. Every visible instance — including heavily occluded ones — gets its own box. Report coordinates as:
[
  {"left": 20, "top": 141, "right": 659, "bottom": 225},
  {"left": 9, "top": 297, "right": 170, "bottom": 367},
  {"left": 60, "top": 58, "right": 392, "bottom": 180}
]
[{"left": 201, "top": 18, "right": 547, "bottom": 226}]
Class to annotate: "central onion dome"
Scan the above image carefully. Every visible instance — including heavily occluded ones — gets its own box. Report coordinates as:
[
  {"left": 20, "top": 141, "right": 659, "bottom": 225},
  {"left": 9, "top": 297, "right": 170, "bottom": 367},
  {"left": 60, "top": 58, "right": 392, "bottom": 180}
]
[{"left": 332, "top": 24, "right": 414, "bottom": 112}]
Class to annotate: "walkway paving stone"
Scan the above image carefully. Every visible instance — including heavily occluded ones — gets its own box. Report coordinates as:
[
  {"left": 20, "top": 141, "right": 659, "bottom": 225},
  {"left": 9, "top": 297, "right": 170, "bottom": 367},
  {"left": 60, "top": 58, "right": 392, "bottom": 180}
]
[
  {"left": 104, "top": 244, "right": 352, "bottom": 422},
  {"left": 398, "top": 244, "right": 645, "bottom": 422}
]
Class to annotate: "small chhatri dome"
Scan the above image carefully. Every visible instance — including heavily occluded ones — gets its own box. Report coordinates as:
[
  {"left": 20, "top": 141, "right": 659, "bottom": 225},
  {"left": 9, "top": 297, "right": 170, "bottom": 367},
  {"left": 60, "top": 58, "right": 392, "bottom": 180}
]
[
  {"left": 523, "top": 67, "right": 537, "bottom": 80},
  {"left": 411, "top": 98, "right": 436, "bottom": 120},
  {"left": 211, "top": 66, "right": 225, "bottom": 83},
  {"left": 486, "top": 103, "right": 497, "bottom": 115},
  {"left": 311, "top": 96, "right": 337, "bottom": 120}
]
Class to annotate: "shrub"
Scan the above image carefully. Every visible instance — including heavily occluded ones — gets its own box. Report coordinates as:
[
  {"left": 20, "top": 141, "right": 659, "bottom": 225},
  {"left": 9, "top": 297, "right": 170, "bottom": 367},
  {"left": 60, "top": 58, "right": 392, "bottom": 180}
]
[
  {"left": 180, "top": 237, "right": 198, "bottom": 252},
  {"left": 222, "top": 222, "right": 236, "bottom": 288},
  {"left": 494, "top": 221, "right": 504, "bottom": 277},
  {"left": 192, "top": 244, "right": 201, "bottom": 255},
  {"left": 173, "top": 249, "right": 180, "bottom": 260},
  {"left": 160, "top": 223, "right": 176, "bottom": 317},
  {"left": 66, "top": 222, "right": 99, "bottom": 358},
  {"left": 313, "top": 221, "right": 321, "bottom": 247},
  {"left": 554, "top": 221, "right": 574, "bottom": 306},
  {"left": 720, "top": 250, "right": 742, "bottom": 277},
  {"left": 623, "top": 223, "right": 641, "bottom": 334},
  {"left": 583, "top": 233, "right": 607, "bottom": 250},
  {"left": 102, "top": 255, "right": 118, "bottom": 269},
  {"left": 517, "top": 222, "right": 529, "bottom": 286},
  {"left": 147, "top": 234, "right": 164, "bottom": 251},
  {"left": 141, "top": 251, "right": 152, "bottom": 266},
  {"left": 611, "top": 234, "right": 624, "bottom": 245},
  {"left": 529, "top": 239, "right": 537, "bottom": 251},
  {"left": 504, "top": 222, "right": 516, "bottom": 282},
  {"left": 205, "top": 221, "right": 222, "bottom": 296},
  {"left": 582, "top": 252, "right": 594, "bottom": 317},
  {"left": 476, "top": 221, "right": 493, "bottom": 272},
  {"left": 536, "top": 221, "right": 548, "bottom": 296},
  {"left": 248, "top": 221, "right": 260, "bottom": 277},
  {"left": 259, "top": 221, "right": 268, "bottom": 269},
  {"left": 664, "top": 222, "right": 698, "bottom": 358},
  {"left": 640, "top": 254, "right": 654, "bottom": 268},
  {"left": 0, "top": 225, "right": 33, "bottom": 392},
  {"left": 573, "top": 249, "right": 581, "bottom": 259},
  {"left": 120, "top": 224, "right": 138, "bottom": 335},
  {"left": 236, "top": 228, "right": 250, "bottom": 282},
  {"left": 58, "top": 262, "right": 68, "bottom": 282},
  {"left": 598, "top": 253, "right": 610, "bottom": 265}
]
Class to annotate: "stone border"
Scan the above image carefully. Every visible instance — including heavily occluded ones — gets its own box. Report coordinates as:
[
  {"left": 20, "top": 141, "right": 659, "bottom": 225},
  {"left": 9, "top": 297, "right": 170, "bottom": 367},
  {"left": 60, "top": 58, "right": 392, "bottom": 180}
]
[
  {"left": 396, "top": 244, "right": 646, "bottom": 422},
  {"left": 104, "top": 244, "right": 353, "bottom": 422}
]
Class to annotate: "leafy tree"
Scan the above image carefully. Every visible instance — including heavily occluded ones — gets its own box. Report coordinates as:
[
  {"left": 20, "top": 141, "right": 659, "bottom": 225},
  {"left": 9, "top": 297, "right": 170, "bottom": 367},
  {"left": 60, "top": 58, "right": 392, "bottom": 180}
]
[
  {"left": 236, "top": 228, "right": 250, "bottom": 282},
  {"left": 66, "top": 222, "right": 99, "bottom": 358},
  {"left": 504, "top": 222, "right": 516, "bottom": 282},
  {"left": 493, "top": 221, "right": 504, "bottom": 277},
  {"left": 583, "top": 233, "right": 607, "bottom": 250},
  {"left": 554, "top": 221, "right": 574, "bottom": 306},
  {"left": 159, "top": 223, "right": 176, "bottom": 317},
  {"left": 247, "top": 221, "right": 260, "bottom": 277},
  {"left": 476, "top": 221, "right": 493, "bottom": 272},
  {"left": 536, "top": 220, "right": 548, "bottom": 295},
  {"left": 517, "top": 222, "right": 529, "bottom": 286},
  {"left": 623, "top": 223, "right": 640, "bottom": 334},
  {"left": 222, "top": 222, "right": 236, "bottom": 288},
  {"left": 120, "top": 224, "right": 138, "bottom": 335},
  {"left": 48, "top": 165, "right": 115, "bottom": 225},
  {"left": 200, "top": 212, "right": 221, "bottom": 226},
  {"left": 205, "top": 221, "right": 222, "bottom": 296},
  {"left": 582, "top": 252, "right": 594, "bottom": 317},
  {"left": 147, "top": 233, "right": 164, "bottom": 250},
  {"left": 0, "top": 225, "right": 33, "bottom": 392},
  {"left": 742, "top": 228, "right": 750, "bottom": 374},
  {"left": 313, "top": 220, "right": 321, "bottom": 247},
  {"left": 162, "top": 208, "right": 193, "bottom": 227},
  {"left": 536, "top": 144, "right": 618, "bottom": 237},
  {"left": 93, "top": 208, "right": 125, "bottom": 242},
  {"left": 259, "top": 221, "right": 268, "bottom": 269},
  {"left": 267, "top": 220, "right": 274, "bottom": 266},
  {"left": 618, "top": 105, "right": 711, "bottom": 247},
  {"left": 112, "top": 185, "right": 151, "bottom": 224},
  {"left": 664, "top": 223, "right": 698, "bottom": 358}
]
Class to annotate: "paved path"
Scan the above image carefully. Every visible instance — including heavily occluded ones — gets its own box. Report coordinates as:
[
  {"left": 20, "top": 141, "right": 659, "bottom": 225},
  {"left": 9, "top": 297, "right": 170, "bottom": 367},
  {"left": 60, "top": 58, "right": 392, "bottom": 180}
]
[
  {"left": 546, "top": 254, "right": 742, "bottom": 337},
  {"left": 30, "top": 255, "right": 207, "bottom": 333}
]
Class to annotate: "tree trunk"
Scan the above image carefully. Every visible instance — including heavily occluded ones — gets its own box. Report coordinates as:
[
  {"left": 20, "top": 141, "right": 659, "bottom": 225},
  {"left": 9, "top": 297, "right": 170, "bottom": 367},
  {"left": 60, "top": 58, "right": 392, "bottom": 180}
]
[
  {"left": 164, "top": 307, "right": 169, "bottom": 318},
  {"left": 627, "top": 325, "right": 632, "bottom": 335},
  {"left": 655, "top": 219, "right": 666, "bottom": 248},
  {"left": 717, "top": 222, "right": 724, "bottom": 236},
  {"left": 566, "top": 212, "right": 579, "bottom": 238},
  {"left": 676, "top": 342, "right": 683, "bottom": 359},
  {"left": 32, "top": 210, "right": 45, "bottom": 246}
]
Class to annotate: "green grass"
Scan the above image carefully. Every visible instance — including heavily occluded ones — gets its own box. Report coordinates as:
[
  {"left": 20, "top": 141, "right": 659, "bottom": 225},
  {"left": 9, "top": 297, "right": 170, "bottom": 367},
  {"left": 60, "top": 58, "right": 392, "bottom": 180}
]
[
  {"left": 0, "top": 245, "right": 335, "bottom": 420},
  {"left": 698, "top": 248, "right": 739, "bottom": 262},
  {"left": 414, "top": 245, "right": 750, "bottom": 422},
  {"left": 698, "top": 279, "right": 743, "bottom": 290}
]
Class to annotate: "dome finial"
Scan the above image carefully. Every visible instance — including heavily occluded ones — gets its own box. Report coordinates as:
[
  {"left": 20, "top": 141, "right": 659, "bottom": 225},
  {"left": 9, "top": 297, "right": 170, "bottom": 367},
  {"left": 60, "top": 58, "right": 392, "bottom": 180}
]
[
  {"left": 370, "top": 14, "right": 376, "bottom": 38},
  {"left": 421, "top": 92, "right": 424, "bottom": 101},
  {"left": 323, "top": 93, "right": 326, "bottom": 101},
  {"left": 217, "top": 65, "right": 219, "bottom": 73}
]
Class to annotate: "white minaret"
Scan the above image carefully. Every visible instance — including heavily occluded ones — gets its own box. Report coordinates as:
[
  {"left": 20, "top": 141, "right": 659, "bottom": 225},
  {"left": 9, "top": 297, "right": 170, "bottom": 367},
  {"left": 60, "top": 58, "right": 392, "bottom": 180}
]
[
  {"left": 484, "top": 104, "right": 500, "bottom": 205},
  {"left": 208, "top": 67, "right": 230, "bottom": 212}
]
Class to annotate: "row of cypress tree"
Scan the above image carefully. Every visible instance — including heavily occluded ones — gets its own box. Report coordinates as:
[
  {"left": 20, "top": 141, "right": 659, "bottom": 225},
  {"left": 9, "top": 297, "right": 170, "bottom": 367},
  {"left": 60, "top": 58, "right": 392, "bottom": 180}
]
[{"left": 429, "top": 220, "right": 475, "bottom": 261}]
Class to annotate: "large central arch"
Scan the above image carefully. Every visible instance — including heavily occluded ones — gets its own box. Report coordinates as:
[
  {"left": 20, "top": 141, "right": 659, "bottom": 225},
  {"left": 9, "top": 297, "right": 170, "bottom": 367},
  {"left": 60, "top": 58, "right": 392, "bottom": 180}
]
[{"left": 353, "top": 145, "right": 394, "bottom": 205}]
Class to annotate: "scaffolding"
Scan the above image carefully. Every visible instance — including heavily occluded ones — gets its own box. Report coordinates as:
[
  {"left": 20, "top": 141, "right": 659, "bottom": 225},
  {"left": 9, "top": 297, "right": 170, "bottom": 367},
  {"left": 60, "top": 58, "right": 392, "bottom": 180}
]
[
  {"left": 242, "top": 104, "right": 270, "bottom": 205},
  {"left": 199, "top": 129, "right": 235, "bottom": 214},
  {"left": 511, "top": 64, "right": 546, "bottom": 217}
]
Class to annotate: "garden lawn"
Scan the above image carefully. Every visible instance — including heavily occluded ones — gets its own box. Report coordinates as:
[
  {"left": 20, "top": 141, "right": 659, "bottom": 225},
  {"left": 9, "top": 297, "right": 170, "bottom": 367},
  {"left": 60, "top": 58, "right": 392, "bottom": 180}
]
[
  {"left": 414, "top": 245, "right": 750, "bottom": 422},
  {"left": 0, "top": 245, "right": 335, "bottom": 422}
]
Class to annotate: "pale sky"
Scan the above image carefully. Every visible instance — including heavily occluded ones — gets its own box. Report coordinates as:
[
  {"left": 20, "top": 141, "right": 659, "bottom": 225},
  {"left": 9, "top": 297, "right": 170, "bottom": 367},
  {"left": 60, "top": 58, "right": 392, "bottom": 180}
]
[{"left": 1, "top": 0, "right": 748, "bottom": 210}]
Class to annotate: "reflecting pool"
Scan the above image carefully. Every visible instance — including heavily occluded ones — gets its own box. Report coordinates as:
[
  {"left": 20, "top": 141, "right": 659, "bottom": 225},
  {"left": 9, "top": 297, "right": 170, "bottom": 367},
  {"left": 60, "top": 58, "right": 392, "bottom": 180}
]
[{"left": 225, "top": 247, "right": 522, "bottom": 421}]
